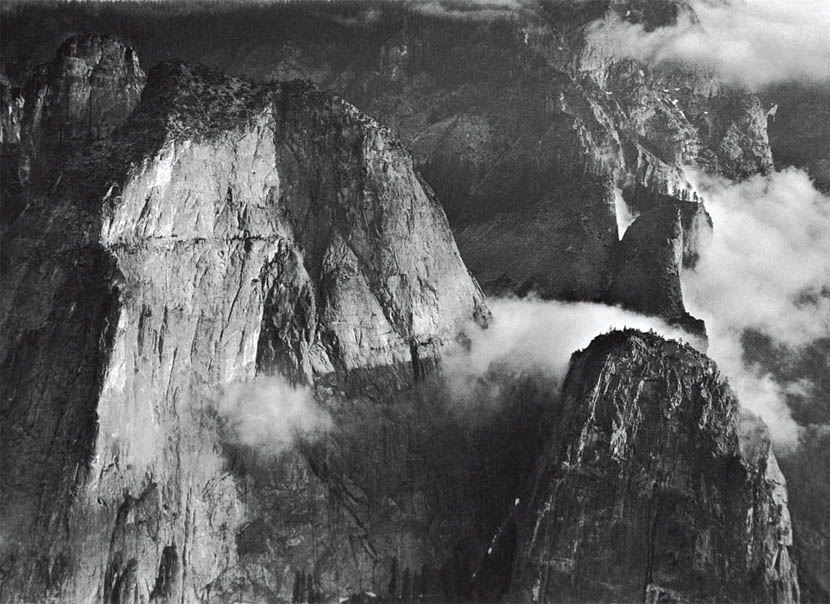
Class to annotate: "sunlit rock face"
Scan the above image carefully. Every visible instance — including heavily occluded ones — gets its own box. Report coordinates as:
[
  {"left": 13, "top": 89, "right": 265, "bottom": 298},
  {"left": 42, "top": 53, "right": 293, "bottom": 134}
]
[
  {"left": 0, "top": 52, "right": 490, "bottom": 602},
  {"left": 49, "top": 0, "right": 769, "bottom": 333},
  {"left": 0, "top": 16, "right": 804, "bottom": 604},
  {"left": 509, "top": 330, "right": 798, "bottom": 604}
]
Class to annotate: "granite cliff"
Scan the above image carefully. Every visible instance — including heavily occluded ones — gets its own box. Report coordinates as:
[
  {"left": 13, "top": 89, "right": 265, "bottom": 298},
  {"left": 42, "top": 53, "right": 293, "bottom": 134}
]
[
  {"left": 18, "top": 34, "right": 145, "bottom": 185},
  {"left": 0, "top": 0, "right": 776, "bottom": 328},
  {"left": 0, "top": 12, "right": 809, "bottom": 604},
  {"left": 0, "top": 41, "right": 499, "bottom": 602},
  {"left": 324, "top": 0, "right": 767, "bottom": 321},
  {"left": 510, "top": 331, "right": 798, "bottom": 603}
]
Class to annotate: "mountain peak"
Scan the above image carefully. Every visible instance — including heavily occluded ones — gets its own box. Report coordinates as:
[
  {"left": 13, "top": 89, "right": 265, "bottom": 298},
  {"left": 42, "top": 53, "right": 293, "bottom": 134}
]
[
  {"left": 19, "top": 33, "right": 145, "bottom": 185},
  {"left": 511, "top": 328, "right": 798, "bottom": 602}
]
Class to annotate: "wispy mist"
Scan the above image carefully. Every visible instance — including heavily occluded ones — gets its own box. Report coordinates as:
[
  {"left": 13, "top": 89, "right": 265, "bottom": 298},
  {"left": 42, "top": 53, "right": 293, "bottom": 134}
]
[
  {"left": 216, "top": 377, "right": 331, "bottom": 455},
  {"left": 683, "top": 167, "right": 830, "bottom": 448},
  {"left": 447, "top": 165, "right": 830, "bottom": 450},
  {"left": 409, "top": 0, "right": 532, "bottom": 19},
  {"left": 444, "top": 298, "right": 693, "bottom": 396},
  {"left": 588, "top": 0, "right": 830, "bottom": 89}
]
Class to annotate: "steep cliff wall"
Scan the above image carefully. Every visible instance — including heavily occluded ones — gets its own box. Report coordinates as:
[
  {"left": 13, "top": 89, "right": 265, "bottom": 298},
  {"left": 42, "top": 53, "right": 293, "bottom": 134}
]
[
  {"left": 608, "top": 205, "right": 687, "bottom": 317},
  {"left": 1, "top": 1, "right": 771, "bottom": 317},
  {"left": 1, "top": 34, "right": 144, "bottom": 233},
  {"left": 0, "top": 22, "right": 805, "bottom": 604},
  {"left": 0, "top": 68, "right": 24, "bottom": 227},
  {"left": 605, "top": 200, "right": 709, "bottom": 338},
  {"left": 0, "top": 51, "right": 490, "bottom": 602},
  {"left": 281, "top": 0, "right": 769, "bottom": 310},
  {"left": 509, "top": 330, "right": 798, "bottom": 603}
]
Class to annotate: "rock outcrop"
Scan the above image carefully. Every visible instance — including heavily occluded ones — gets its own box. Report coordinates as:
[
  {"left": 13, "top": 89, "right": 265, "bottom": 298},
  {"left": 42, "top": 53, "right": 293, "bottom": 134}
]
[
  {"left": 608, "top": 205, "right": 687, "bottom": 318},
  {"left": 0, "top": 51, "right": 490, "bottom": 602},
  {"left": 18, "top": 34, "right": 145, "bottom": 184},
  {"left": 605, "top": 200, "right": 710, "bottom": 340},
  {"left": 232, "top": 0, "right": 768, "bottom": 310},
  {"left": 0, "top": 67, "right": 25, "bottom": 227},
  {"left": 509, "top": 330, "right": 799, "bottom": 603}
]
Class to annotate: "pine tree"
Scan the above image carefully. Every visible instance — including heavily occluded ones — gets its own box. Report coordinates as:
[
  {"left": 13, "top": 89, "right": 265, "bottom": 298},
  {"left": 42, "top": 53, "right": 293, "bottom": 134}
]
[
  {"left": 387, "top": 556, "right": 398, "bottom": 600},
  {"left": 401, "top": 568, "right": 411, "bottom": 604},
  {"left": 306, "top": 572, "right": 314, "bottom": 604},
  {"left": 292, "top": 570, "right": 304, "bottom": 603}
]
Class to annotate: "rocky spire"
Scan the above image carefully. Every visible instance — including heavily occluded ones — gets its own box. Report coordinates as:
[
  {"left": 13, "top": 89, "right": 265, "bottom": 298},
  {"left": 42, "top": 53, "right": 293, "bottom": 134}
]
[
  {"left": 509, "top": 330, "right": 799, "bottom": 603},
  {"left": 19, "top": 34, "right": 145, "bottom": 184}
]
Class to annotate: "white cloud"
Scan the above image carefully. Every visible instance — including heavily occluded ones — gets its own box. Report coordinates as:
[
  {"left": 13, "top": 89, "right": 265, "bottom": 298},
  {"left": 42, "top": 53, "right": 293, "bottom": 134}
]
[
  {"left": 588, "top": 0, "right": 830, "bottom": 89},
  {"left": 445, "top": 165, "right": 830, "bottom": 450},
  {"left": 684, "top": 167, "right": 830, "bottom": 347},
  {"left": 444, "top": 298, "right": 693, "bottom": 395},
  {"left": 408, "top": 0, "right": 531, "bottom": 19},
  {"left": 216, "top": 376, "right": 331, "bottom": 454},
  {"left": 682, "top": 166, "right": 830, "bottom": 447}
]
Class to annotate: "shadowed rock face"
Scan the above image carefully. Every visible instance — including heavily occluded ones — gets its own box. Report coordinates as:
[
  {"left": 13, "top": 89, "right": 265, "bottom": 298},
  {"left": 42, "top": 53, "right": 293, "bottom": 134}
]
[
  {"left": 763, "top": 84, "right": 830, "bottom": 193},
  {"left": 1, "top": 35, "right": 144, "bottom": 229},
  {"left": 226, "top": 0, "right": 769, "bottom": 305},
  {"left": 509, "top": 330, "right": 798, "bottom": 603},
  {"left": 19, "top": 34, "right": 145, "bottom": 184},
  {"left": 605, "top": 201, "right": 710, "bottom": 342},
  {"left": 0, "top": 69, "right": 25, "bottom": 227},
  {"left": 609, "top": 205, "right": 686, "bottom": 318},
  {"left": 160, "top": 0, "right": 763, "bottom": 325}
]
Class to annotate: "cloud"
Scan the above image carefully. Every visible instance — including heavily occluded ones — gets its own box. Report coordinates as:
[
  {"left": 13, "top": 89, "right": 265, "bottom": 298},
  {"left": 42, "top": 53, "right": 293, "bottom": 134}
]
[
  {"left": 588, "top": 0, "right": 830, "bottom": 89},
  {"left": 443, "top": 298, "right": 693, "bottom": 396},
  {"left": 682, "top": 166, "right": 830, "bottom": 448},
  {"left": 684, "top": 167, "right": 830, "bottom": 347},
  {"left": 215, "top": 376, "right": 332, "bottom": 455},
  {"left": 408, "top": 0, "right": 531, "bottom": 19},
  {"left": 446, "top": 164, "right": 830, "bottom": 449}
]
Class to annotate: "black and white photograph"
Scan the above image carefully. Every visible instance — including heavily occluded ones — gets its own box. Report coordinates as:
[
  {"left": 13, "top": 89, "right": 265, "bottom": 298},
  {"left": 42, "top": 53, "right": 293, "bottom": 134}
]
[{"left": 0, "top": 0, "right": 828, "bottom": 602}]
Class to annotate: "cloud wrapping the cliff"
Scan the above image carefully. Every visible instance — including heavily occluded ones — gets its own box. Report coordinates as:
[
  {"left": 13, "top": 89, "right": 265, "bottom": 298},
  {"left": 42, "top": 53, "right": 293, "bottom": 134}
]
[
  {"left": 685, "top": 167, "right": 830, "bottom": 347},
  {"left": 683, "top": 167, "right": 830, "bottom": 447},
  {"left": 588, "top": 0, "right": 830, "bottom": 89},
  {"left": 445, "top": 298, "right": 692, "bottom": 394},
  {"left": 216, "top": 377, "right": 331, "bottom": 454},
  {"left": 448, "top": 163, "right": 830, "bottom": 450}
]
